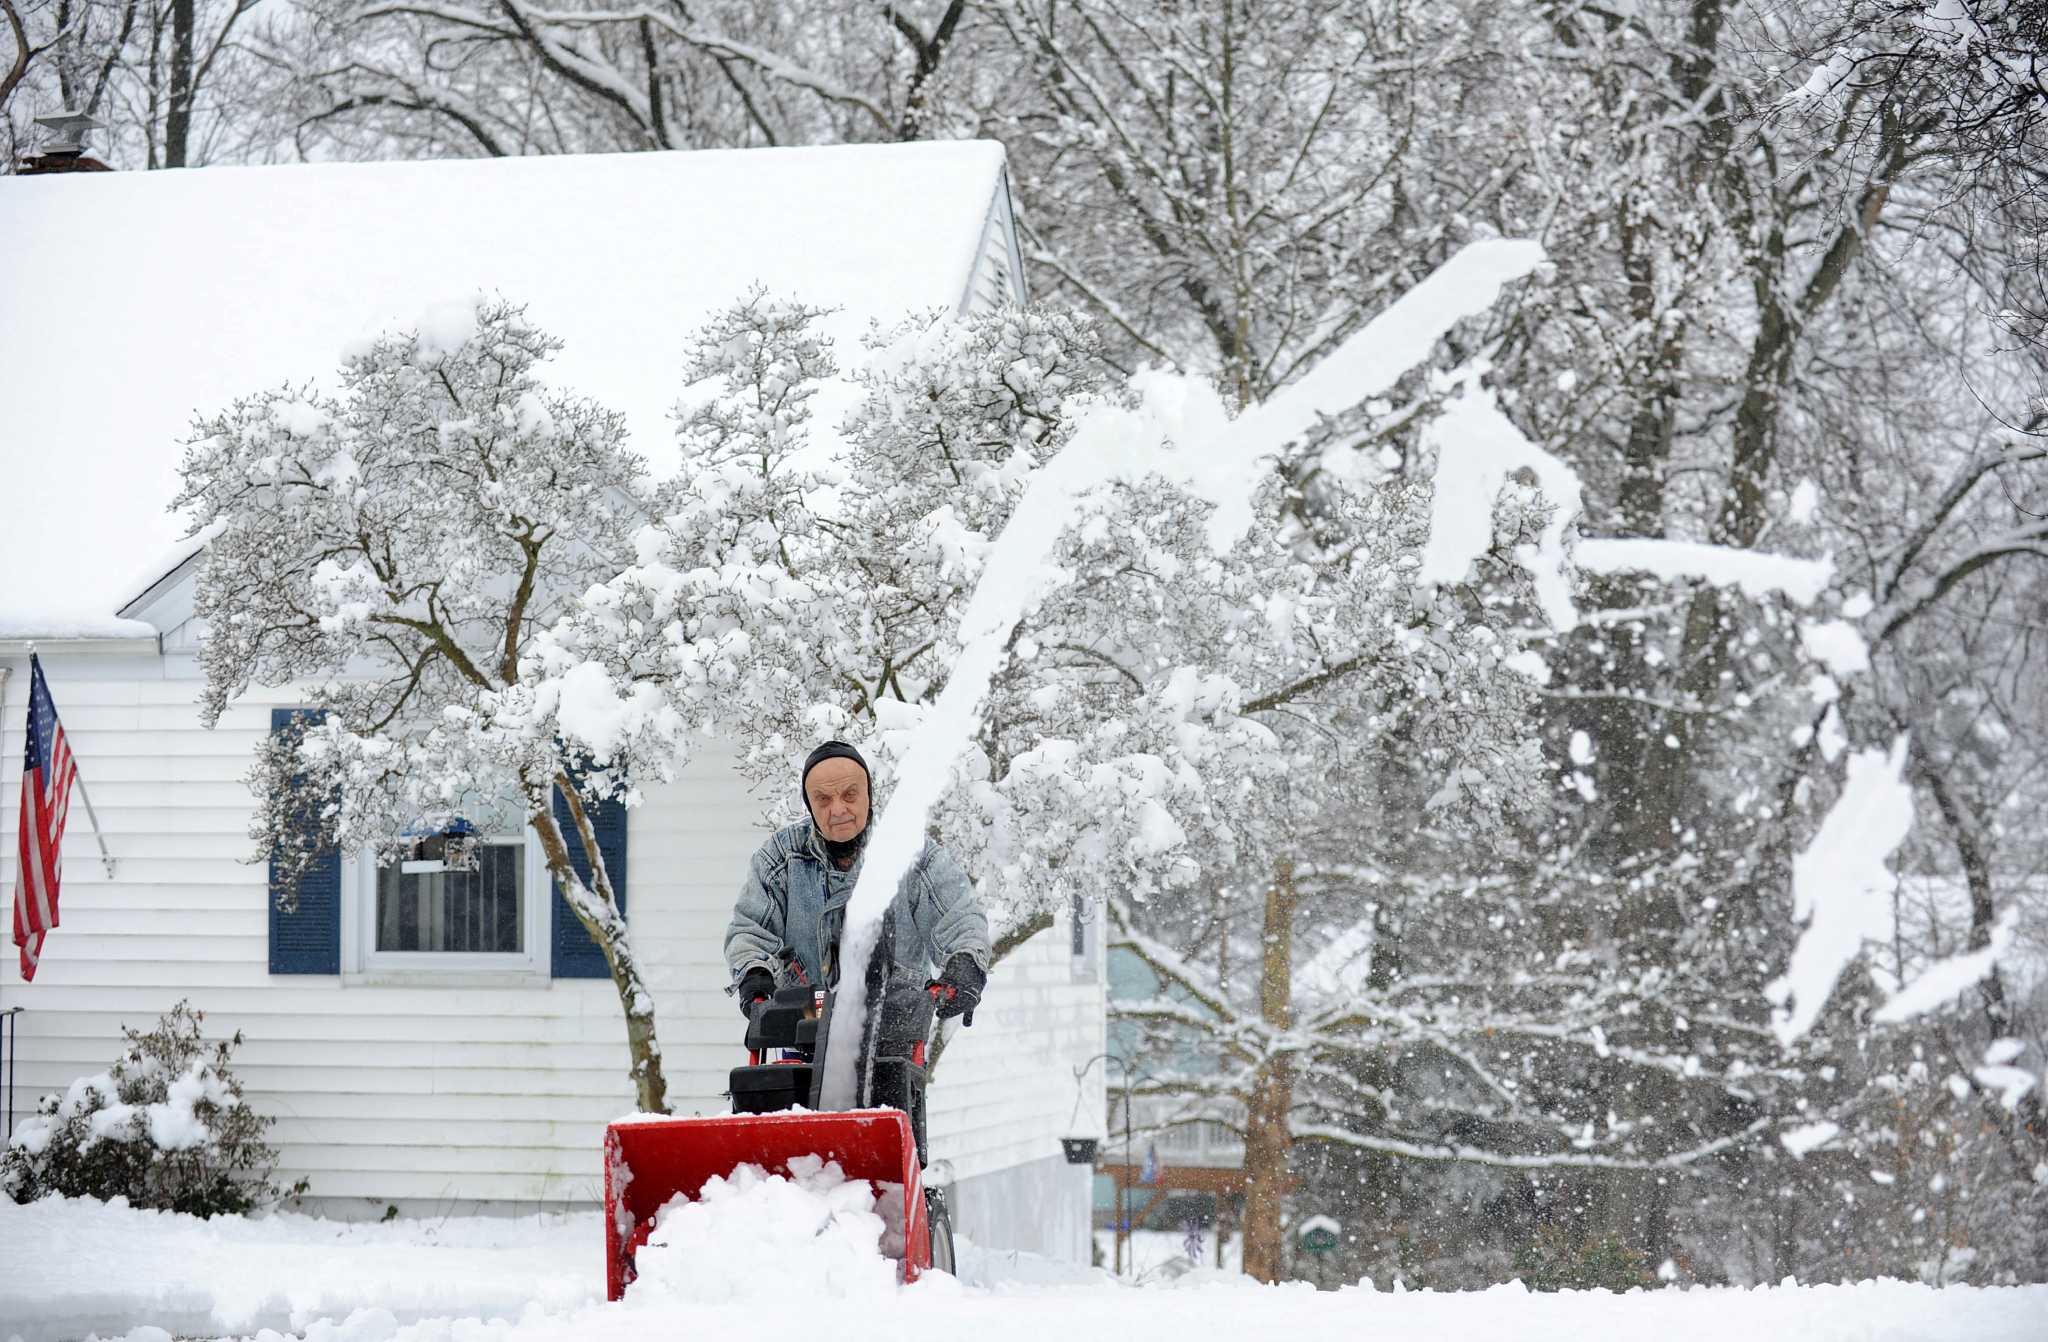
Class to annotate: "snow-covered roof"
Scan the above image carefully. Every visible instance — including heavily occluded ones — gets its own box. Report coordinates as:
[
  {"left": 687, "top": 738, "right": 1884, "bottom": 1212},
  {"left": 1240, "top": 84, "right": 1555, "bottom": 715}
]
[{"left": 0, "top": 140, "right": 1020, "bottom": 638}]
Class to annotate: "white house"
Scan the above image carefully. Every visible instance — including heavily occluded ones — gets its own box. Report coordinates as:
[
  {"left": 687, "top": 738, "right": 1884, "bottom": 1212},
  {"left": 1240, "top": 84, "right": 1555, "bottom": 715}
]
[{"left": 0, "top": 141, "right": 1105, "bottom": 1262}]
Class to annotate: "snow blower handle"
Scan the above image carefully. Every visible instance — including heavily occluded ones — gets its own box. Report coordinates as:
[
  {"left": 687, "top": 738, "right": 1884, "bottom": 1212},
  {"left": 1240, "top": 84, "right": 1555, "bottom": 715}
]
[
  {"left": 926, "top": 986, "right": 973, "bottom": 1026},
  {"left": 925, "top": 952, "right": 985, "bottom": 1027}
]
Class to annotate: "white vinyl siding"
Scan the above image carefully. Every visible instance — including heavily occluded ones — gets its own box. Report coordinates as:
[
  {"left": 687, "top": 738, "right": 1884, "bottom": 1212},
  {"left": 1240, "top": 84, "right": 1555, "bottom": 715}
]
[{"left": 0, "top": 650, "right": 1103, "bottom": 1226}]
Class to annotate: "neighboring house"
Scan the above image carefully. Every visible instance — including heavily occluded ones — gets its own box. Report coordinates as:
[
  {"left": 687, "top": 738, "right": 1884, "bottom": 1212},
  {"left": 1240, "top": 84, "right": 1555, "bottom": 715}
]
[
  {"left": 1098, "top": 948, "right": 1244, "bottom": 1242},
  {"left": 0, "top": 142, "right": 1105, "bottom": 1261}
]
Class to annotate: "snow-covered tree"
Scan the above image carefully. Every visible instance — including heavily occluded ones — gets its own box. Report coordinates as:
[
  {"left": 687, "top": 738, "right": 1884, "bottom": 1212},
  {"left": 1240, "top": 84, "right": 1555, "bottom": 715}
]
[
  {"left": 272, "top": 0, "right": 977, "bottom": 157},
  {"left": 985, "top": 0, "right": 1462, "bottom": 403},
  {"left": 173, "top": 298, "right": 677, "bottom": 1114},
  {"left": 521, "top": 270, "right": 1575, "bottom": 1278},
  {"left": 531, "top": 294, "right": 1287, "bottom": 933}
]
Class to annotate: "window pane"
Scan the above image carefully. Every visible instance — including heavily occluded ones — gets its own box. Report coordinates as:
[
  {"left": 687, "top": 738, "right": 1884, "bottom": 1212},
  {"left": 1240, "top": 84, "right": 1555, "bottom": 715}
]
[{"left": 376, "top": 842, "right": 524, "bottom": 954}]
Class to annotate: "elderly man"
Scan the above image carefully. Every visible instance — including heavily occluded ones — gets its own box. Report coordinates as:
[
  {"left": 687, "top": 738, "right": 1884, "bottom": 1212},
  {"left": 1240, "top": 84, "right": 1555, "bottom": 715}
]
[{"left": 725, "top": 740, "right": 990, "bottom": 1023}]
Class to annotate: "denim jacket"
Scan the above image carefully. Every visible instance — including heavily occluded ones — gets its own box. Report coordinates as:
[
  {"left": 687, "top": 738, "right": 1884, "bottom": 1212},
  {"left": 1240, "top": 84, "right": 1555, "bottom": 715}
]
[{"left": 724, "top": 821, "right": 991, "bottom": 991}]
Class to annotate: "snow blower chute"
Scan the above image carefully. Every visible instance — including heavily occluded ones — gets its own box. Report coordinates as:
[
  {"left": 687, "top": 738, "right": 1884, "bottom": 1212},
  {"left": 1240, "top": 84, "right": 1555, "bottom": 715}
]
[{"left": 603, "top": 973, "right": 954, "bottom": 1299}]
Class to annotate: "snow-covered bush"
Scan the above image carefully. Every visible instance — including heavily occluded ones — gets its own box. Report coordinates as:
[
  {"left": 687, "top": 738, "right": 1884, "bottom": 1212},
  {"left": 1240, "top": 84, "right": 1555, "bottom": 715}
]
[
  {"left": 1512, "top": 1227, "right": 1656, "bottom": 1293},
  {"left": 0, "top": 1002, "right": 298, "bottom": 1216}
]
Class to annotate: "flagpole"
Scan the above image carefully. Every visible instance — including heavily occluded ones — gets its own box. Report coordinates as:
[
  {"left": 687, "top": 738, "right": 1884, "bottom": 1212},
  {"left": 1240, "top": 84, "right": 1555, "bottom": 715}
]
[
  {"left": 72, "top": 769, "right": 116, "bottom": 879},
  {"left": 24, "top": 648, "right": 116, "bottom": 879}
]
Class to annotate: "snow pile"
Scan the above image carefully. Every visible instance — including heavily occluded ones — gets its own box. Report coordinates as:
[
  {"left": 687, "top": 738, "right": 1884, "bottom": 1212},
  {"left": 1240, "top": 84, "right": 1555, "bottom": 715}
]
[
  {"left": 627, "top": 1158, "right": 899, "bottom": 1305},
  {"left": 7, "top": 1071, "right": 117, "bottom": 1156}
]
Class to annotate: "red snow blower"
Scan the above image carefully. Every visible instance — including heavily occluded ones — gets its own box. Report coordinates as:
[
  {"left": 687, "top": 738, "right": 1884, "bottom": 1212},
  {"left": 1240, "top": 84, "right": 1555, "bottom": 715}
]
[{"left": 603, "top": 973, "right": 956, "bottom": 1299}]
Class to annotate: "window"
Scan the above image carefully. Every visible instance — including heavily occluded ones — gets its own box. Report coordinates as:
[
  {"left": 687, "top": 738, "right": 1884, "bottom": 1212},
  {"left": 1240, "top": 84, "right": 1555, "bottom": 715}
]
[
  {"left": 342, "top": 817, "right": 550, "bottom": 977},
  {"left": 376, "top": 838, "right": 526, "bottom": 954}
]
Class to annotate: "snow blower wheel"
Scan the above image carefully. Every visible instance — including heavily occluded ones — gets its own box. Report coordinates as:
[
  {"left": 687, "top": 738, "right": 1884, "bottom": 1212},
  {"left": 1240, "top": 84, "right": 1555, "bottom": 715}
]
[{"left": 926, "top": 1184, "right": 957, "bottom": 1276}]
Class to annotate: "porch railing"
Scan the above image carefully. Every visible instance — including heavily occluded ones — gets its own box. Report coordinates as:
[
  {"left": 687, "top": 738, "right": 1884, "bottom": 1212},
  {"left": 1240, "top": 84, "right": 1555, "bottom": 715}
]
[{"left": 2, "top": 1006, "right": 20, "bottom": 1144}]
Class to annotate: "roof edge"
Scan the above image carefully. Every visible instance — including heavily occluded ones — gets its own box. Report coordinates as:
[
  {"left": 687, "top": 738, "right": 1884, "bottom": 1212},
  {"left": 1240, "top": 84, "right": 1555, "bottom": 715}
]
[
  {"left": 0, "top": 635, "right": 162, "bottom": 656},
  {"left": 118, "top": 541, "right": 209, "bottom": 621}
]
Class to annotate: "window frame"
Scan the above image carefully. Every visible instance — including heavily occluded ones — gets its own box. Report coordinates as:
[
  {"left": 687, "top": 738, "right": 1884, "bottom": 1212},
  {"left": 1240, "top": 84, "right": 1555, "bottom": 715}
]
[{"left": 341, "top": 830, "right": 550, "bottom": 976}]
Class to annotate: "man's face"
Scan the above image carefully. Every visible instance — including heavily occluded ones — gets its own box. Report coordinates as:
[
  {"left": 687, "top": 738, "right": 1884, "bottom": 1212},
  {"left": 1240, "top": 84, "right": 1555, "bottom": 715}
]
[{"left": 806, "top": 758, "right": 870, "bottom": 843}]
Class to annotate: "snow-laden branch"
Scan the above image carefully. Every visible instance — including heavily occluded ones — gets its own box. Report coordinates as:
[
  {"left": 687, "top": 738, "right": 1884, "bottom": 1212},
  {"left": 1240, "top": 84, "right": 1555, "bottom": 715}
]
[
  {"left": 821, "top": 240, "right": 1552, "bottom": 1108},
  {"left": 1414, "top": 370, "right": 1837, "bottom": 632},
  {"left": 1576, "top": 538, "right": 1835, "bottom": 604},
  {"left": 1418, "top": 370, "right": 1582, "bottom": 628},
  {"left": 1293, "top": 1117, "right": 1774, "bottom": 1172},
  {"left": 518, "top": 6, "right": 893, "bottom": 130},
  {"left": 1767, "top": 736, "right": 1916, "bottom": 1044},
  {"left": 1109, "top": 913, "right": 1240, "bottom": 1025},
  {"left": 360, "top": 0, "right": 654, "bottom": 126},
  {"left": 1872, "top": 909, "right": 2019, "bottom": 1025}
]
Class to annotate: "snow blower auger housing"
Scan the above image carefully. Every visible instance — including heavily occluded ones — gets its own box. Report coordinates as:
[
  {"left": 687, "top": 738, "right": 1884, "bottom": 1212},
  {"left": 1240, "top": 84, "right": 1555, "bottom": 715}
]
[{"left": 603, "top": 980, "right": 952, "bottom": 1299}]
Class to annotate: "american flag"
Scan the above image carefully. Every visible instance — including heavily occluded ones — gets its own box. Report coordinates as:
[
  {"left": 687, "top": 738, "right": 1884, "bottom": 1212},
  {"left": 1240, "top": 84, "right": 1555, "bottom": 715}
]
[{"left": 12, "top": 655, "right": 77, "bottom": 981}]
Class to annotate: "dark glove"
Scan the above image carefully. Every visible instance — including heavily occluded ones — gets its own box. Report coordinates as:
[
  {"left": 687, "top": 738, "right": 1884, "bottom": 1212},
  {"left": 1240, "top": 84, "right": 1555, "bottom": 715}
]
[
  {"left": 736, "top": 966, "right": 776, "bottom": 1018},
  {"left": 926, "top": 952, "right": 986, "bottom": 1025}
]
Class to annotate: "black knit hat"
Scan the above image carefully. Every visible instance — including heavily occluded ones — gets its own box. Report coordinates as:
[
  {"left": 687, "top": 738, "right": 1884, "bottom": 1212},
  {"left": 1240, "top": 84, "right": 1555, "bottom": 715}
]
[{"left": 800, "top": 740, "right": 870, "bottom": 795}]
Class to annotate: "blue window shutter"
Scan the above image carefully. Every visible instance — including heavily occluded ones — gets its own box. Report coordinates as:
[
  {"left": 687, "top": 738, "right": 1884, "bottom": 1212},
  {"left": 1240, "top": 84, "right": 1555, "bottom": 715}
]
[
  {"left": 551, "top": 785, "right": 627, "bottom": 980},
  {"left": 268, "top": 707, "right": 340, "bottom": 975}
]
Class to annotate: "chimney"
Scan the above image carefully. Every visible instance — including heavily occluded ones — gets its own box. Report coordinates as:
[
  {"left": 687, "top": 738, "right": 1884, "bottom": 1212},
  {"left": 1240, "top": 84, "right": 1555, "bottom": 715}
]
[{"left": 20, "top": 111, "right": 112, "bottom": 176}]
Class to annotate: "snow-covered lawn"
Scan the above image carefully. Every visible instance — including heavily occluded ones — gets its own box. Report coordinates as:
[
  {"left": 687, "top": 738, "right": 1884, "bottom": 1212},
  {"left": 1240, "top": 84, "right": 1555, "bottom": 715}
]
[{"left": 5, "top": 1192, "right": 2044, "bottom": 1342}]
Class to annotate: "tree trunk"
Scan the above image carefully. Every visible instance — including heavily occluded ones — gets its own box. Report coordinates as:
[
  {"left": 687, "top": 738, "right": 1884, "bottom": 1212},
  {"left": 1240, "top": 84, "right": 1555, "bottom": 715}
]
[
  {"left": 1, "top": 0, "right": 31, "bottom": 118},
  {"left": 165, "top": 0, "right": 194, "bottom": 167},
  {"left": 529, "top": 791, "right": 669, "bottom": 1115},
  {"left": 1240, "top": 856, "right": 1296, "bottom": 1282}
]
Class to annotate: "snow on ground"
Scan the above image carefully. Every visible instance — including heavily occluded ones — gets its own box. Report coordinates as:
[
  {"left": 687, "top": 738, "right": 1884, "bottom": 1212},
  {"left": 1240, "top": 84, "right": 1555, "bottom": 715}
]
[
  {"left": 0, "top": 1193, "right": 592, "bottom": 1342},
  {"left": 1092, "top": 1227, "right": 1245, "bottom": 1281},
  {"left": 6, "top": 1193, "right": 2046, "bottom": 1342}
]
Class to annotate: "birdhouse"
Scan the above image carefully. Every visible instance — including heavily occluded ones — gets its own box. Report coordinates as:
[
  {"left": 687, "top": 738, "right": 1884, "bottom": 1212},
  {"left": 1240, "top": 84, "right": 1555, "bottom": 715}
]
[
  {"left": 34, "top": 112, "right": 105, "bottom": 155},
  {"left": 402, "top": 816, "right": 480, "bottom": 872}
]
